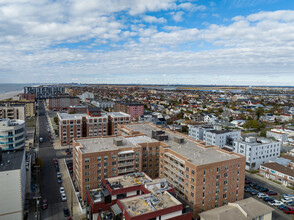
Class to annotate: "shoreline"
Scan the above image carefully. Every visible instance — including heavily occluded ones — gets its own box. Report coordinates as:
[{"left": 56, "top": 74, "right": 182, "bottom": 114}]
[{"left": 0, "top": 90, "right": 23, "bottom": 101}]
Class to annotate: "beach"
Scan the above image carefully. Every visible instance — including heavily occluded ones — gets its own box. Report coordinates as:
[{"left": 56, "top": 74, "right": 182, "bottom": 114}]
[{"left": 0, "top": 90, "right": 23, "bottom": 101}]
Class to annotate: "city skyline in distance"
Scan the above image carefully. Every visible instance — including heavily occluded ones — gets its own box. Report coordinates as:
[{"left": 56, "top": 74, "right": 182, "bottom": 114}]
[{"left": 1, "top": 0, "right": 294, "bottom": 85}]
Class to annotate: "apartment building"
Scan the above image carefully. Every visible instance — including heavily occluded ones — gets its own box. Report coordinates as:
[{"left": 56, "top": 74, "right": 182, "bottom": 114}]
[
  {"left": 232, "top": 137, "right": 281, "bottom": 170},
  {"left": 58, "top": 107, "right": 130, "bottom": 146},
  {"left": 92, "top": 100, "right": 115, "bottom": 109},
  {"left": 47, "top": 96, "right": 80, "bottom": 110},
  {"left": 120, "top": 123, "right": 246, "bottom": 218},
  {"left": 72, "top": 135, "right": 161, "bottom": 200},
  {"left": 78, "top": 92, "right": 94, "bottom": 102},
  {"left": 114, "top": 102, "right": 144, "bottom": 120},
  {"left": 0, "top": 149, "right": 26, "bottom": 220},
  {"left": 267, "top": 130, "right": 288, "bottom": 143},
  {"left": 0, "top": 105, "right": 26, "bottom": 120},
  {"left": 24, "top": 85, "right": 65, "bottom": 99},
  {"left": 189, "top": 125, "right": 241, "bottom": 148},
  {"left": 0, "top": 119, "right": 26, "bottom": 151},
  {"left": 0, "top": 100, "right": 36, "bottom": 118},
  {"left": 108, "top": 112, "right": 131, "bottom": 136},
  {"left": 18, "top": 93, "right": 35, "bottom": 101}
]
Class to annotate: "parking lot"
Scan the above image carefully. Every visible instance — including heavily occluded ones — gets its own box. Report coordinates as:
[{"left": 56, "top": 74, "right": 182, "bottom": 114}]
[{"left": 245, "top": 176, "right": 294, "bottom": 220}]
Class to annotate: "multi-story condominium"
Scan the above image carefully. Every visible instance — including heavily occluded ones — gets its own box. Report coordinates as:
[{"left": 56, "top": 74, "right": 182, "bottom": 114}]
[
  {"left": 18, "top": 93, "right": 35, "bottom": 101},
  {"left": 266, "top": 130, "right": 288, "bottom": 143},
  {"left": 85, "top": 172, "right": 191, "bottom": 220},
  {"left": 0, "top": 105, "right": 26, "bottom": 120},
  {"left": 189, "top": 125, "right": 241, "bottom": 148},
  {"left": 73, "top": 135, "right": 162, "bottom": 200},
  {"left": 58, "top": 107, "right": 130, "bottom": 145},
  {"left": 0, "top": 149, "right": 26, "bottom": 220},
  {"left": 0, "top": 100, "right": 36, "bottom": 118},
  {"left": 91, "top": 100, "right": 115, "bottom": 109},
  {"left": 199, "top": 197, "right": 273, "bottom": 220},
  {"left": 114, "top": 102, "right": 144, "bottom": 120},
  {"left": 260, "top": 162, "right": 294, "bottom": 187},
  {"left": 232, "top": 137, "right": 281, "bottom": 170},
  {"left": 24, "top": 85, "right": 65, "bottom": 99},
  {"left": 78, "top": 92, "right": 94, "bottom": 102},
  {"left": 47, "top": 96, "right": 80, "bottom": 110},
  {"left": 108, "top": 112, "right": 131, "bottom": 136},
  {"left": 0, "top": 119, "right": 25, "bottom": 151},
  {"left": 120, "top": 123, "right": 245, "bottom": 218}
]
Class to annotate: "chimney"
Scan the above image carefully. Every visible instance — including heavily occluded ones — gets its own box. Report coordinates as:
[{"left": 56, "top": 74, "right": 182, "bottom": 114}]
[{"left": 0, "top": 148, "right": 2, "bottom": 163}]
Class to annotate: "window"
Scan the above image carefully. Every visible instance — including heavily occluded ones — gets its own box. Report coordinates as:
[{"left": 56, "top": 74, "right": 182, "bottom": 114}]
[
  {"left": 191, "top": 177, "right": 194, "bottom": 183},
  {"left": 85, "top": 165, "right": 89, "bottom": 169},
  {"left": 104, "top": 156, "right": 108, "bottom": 160},
  {"left": 217, "top": 167, "right": 220, "bottom": 172},
  {"left": 85, "top": 158, "right": 90, "bottom": 163},
  {"left": 104, "top": 162, "right": 108, "bottom": 167},
  {"left": 97, "top": 157, "right": 101, "bottom": 161},
  {"left": 186, "top": 167, "right": 189, "bottom": 172},
  {"left": 85, "top": 178, "right": 89, "bottom": 182}
]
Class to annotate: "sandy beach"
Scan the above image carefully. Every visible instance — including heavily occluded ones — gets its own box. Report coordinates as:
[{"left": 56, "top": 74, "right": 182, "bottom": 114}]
[{"left": 0, "top": 90, "right": 23, "bottom": 101}]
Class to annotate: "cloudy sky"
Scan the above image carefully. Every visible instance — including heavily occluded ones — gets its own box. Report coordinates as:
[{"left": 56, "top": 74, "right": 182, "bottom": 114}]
[{"left": 1, "top": 0, "right": 294, "bottom": 85}]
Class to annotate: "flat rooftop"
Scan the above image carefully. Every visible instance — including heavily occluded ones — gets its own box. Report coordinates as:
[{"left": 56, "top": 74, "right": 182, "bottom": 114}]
[
  {"left": 76, "top": 135, "right": 157, "bottom": 154},
  {"left": 108, "top": 112, "right": 130, "bottom": 117},
  {"left": 120, "top": 191, "right": 181, "bottom": 217},
  {"left": 123, "top": 123, "right": 241, "bottom": 166},
  {"left": 58, "top": 112, "right": 107, "bottom": 120},
  {"left": 106, "top": 172, "right": 152, "bottom": 189},
  {"left": 0, "top": 149, "right": 24, "bottom": 172}
]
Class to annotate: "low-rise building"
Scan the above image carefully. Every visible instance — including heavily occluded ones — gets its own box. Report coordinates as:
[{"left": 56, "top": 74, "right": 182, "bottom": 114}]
[
  {"left": 232, "top": 137, "right": 281, "bottom": 170},
  {"left": 199, "top": 197, "right": 274, "bottom": 220},
  {"left": 92, "top": 100, "right": 115, "bottom": 109},
  {"left": 266, "top": 130, "right": 288, "bottom": 143},
  {"left": 0, "top": 119, "right": 26, "bottom": 151},
  {"left": 260, "top": 162, "right": 294, "bottom": 187},
  {"left": 0, "top": 149, "right": 26, "bottom": 220},
  {"left": 79, "top": 92, "right": 94, "bottom": 102}
]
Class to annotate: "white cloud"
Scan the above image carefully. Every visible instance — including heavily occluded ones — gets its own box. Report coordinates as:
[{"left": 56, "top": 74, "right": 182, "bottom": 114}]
[
  {"left": 172, "top": 11, "right": 185, "bottom": 22},
  {"left": 143, "top": 15, "right": 167, "bottom": 23}
]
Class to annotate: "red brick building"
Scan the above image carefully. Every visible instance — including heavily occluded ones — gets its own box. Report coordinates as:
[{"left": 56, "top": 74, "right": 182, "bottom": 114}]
[
  {"left": 47, "top": 96, "right": 80, "bottom": 110},
  {"left": 114, "top": 102, "right": 144, "bottom": 120}
]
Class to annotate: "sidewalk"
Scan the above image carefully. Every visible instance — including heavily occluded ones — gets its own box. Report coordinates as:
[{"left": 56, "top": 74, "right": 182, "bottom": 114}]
[
  {"left": 59, "top": 159, "right": 86, "bottom": 220},
  {"left": 246, "top": 172, "right": 294, "bottom": 194}
]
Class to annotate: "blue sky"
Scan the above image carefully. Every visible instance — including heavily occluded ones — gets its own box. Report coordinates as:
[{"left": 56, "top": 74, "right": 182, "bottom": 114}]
[{"left": 1, "top": 0, "right": 294, "bottom": 85}]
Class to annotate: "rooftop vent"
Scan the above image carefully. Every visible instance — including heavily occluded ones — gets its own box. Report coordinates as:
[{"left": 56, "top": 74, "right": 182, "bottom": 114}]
[
  {"left": 174, "top": 136, "right": 184, "bottom": 144},
  {"left": 113, "top": 138, "right": 123, "bottom": 146}
]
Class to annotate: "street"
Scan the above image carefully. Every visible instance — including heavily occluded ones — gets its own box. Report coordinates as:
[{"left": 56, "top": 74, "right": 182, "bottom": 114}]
[
  {"left": 245, "top": 174, "right": 294, "bottom": 220},
  {"left": 37, "top": 101, "right": 69, "bottom": 220}
]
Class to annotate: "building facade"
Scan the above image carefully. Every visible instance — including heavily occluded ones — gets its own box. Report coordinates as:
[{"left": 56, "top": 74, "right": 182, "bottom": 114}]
[
  {"left": 0, "top": 101, "right": 35, "bottom": 118},
  {"left": 0, "top": 119, "right": 26, "bottom": 151},
  {"left": 108, "top": 112, "right": 131, "bottom": 136},
  {"left": 232, "top": 137, "right": 281, "bottom": 170},
  {"left": 266, "top": 130, "right": 288, "bottom": 143},
  {"left": 114, "top": 102, "right": 144, "bottom": 120},
  {"left": 24, "top": 85, "right": 65, "bottom": 99},
  {"left": 91, "top": 100, "right": 115, "bottom": 109},
  {"left": 0, "top": 105, "right": 26, "bottom": 120},
  {"left": 47, "top": 96, "right": 80, "bottom": 110},
  {"left": 0, "top": 149, "right": 26, "bottom": 220}
]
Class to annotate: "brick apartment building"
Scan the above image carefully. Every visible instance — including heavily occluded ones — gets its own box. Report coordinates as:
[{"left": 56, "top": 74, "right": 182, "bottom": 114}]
[
  {"left": 85, "top": 173, "right": 191, "bottom": 220},
  {"left": 18, "top": 93, "right": 36, "bottom": 101},
  {"left": 58, "top": 107, "right": 130, "bottom": 146},
  {"left": 47, "top": 96, "right": 80, "bottom": 110},
  {"left": 114, "top": 102, "right": 144, "bottom": 120},
  {"left": 72, "top": 122, "right": 245, "bottom": 218}
]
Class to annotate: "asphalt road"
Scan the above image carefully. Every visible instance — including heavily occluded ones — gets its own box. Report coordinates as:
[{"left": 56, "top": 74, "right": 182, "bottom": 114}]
[
  {"left": 245, "top": 174, "right": 294, "bottom": 220},
  {"left": 37, "top": 101, "right": 69, "bottom": 220}
]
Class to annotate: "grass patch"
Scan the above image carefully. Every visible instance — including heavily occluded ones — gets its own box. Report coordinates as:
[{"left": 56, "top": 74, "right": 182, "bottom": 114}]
[
  {"left": 26, "top": 117, "right": 36, "bottom": 128},
  {"left": 246, "top": 170, "right": 259, "bottom": 174},
  {"left": 286, "top": 186, "right": 294, "bottom": 191}
]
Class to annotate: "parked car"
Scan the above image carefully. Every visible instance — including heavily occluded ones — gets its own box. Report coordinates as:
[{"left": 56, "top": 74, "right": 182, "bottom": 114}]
[
  {"left": 286, "top": 201, "right": 294, "bottom": 206},
  {"left": 60, "top": 187, "right": 65, "bottom": 194},
  {"left": 266, "top": 191, "right": 278, "bottom": 196},
  {"left": 257, "top": 193, "right": 267, "bottom": 199},
  {"left": 61, "top": 193, "right": 67, "bottom": 201},
  {"left": 57, "top": 172, "right": 62, "bottom": 178},
  {"left": 282, "top": 207, "right": 294, "bottom": 214},
  {"left": 245, "top": 178, "right": 252, "bottom": 184},
  {"left": 42, "top": 199, "right": 48, "bottom": 210},
  {"left": 283, "top": 194, "right": 294, "bottom": 200},
  {"left": 56, "top": 166, "right": 60, "bottom": 172},
  {"left": 264, "top": 197, "right": 274, "bottom": 202},
  {"left": 258, "top": 187, "right": 269, "bottom": 192},
  {"left": 245, "top": 187, "right": 251, "bottom": 193},
  {"left": 250, "top": 189, "right": 258, "bottom": 195},
  {"left": 57, "top": 178, "right": 62, "bottom": 183},
  {"left": 249, "top": 182, "right": 257, "bottom": 187},
  {"left": 282, "top": 198, "right": 293, "bottom": 203},
  {"left": 278, "top": 204, "right": 288, "bottom": 210},
  {"left": 63, "top": 208, "right": 70, "bottom": 217},
  {"left": 268, "top": 200, "right": 283, "bottom": 206}
]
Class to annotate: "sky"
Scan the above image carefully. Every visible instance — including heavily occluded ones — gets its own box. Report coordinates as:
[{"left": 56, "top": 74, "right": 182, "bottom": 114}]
[{"left": 1, "top": 0, "right": 294, "bottom": 85}]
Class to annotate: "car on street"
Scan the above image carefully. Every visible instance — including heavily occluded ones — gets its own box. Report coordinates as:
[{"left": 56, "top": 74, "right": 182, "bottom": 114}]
[
  {"left": 39, "top": 137, "right": 43, "bottom": 143},
  {"left": 57, "top": 172, "right": 62, "bottom": 178},
  {"left": 268, "top": 200, "right": 283, "bottom": 206},
  {"left": 61, "top": 193, "right": 67, "bottom": 201},
  {"left": 42, "top": 199, "right": 48, "bottom": 210},
  {"left": 258, "top": 187, "right": 269, "bottom": 192},
  {"left": 63, "top": 208, "right": 70, "bottom": 217},
  {"left": 282, "top": 207, "right": 294, "bottom": 214},
  {"left": 57, "top": 178, "right": 62, "bottom": 183},
  {"left": 60, "top": 187, "right": 65, "bottom": 194},
  {"left": 257, "top": 193, "right": 267, "bottom": 199},
  {"left": 250, "top": 189, "right": 258, "bottom": 195},
  {"left": 266, "top": 191, "right": 278, "bottom": 196}
]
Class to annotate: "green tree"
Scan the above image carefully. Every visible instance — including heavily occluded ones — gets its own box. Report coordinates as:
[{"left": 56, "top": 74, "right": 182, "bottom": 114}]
[{"left": 54, "top": 116, "right": 59, "bottom": 125}]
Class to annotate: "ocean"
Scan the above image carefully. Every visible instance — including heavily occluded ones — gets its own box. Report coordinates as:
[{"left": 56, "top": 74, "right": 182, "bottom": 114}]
[{"left": 0, "top": 83, "right": 35, "bottom": 94}]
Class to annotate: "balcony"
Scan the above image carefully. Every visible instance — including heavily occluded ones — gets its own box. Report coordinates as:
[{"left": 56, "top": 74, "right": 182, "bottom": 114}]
[
  {"left": 118, "top": 167, "right": 135, "bottom": 174},
  {"left": 118, "top": 162, "right": 134, "bottom": 167},
  {"left": 118, "top": 156, "right": 134, "bottom": 161},
  {"left": 165, "top": 164, "right": 185, "bottom": 178}
]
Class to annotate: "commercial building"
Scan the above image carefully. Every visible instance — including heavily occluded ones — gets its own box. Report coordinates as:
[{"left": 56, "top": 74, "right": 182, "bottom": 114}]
[
  {"left": 47, "top": 96, "right": 80, "bottom": 110},
  {"left": 86, "top": 172, "right": 191, "bottom": 220},
  {"left": 0, "top": 119, "right": 26, "bottom": 151},
  {"left": 58, "top": 107, "right": 130, "bottom": 146},
  {"left": 24, "top": 85, "right": 65, "bottom": 99},
  {"left": 0, "top": 105, "right": 26, "bottom": 120},
  {"left": 260, "top": 162, "right": 294, "bottom": 187},
  {"left": 199, "top": 197, "right": 273, "bottom": 220},
  {"left": 114, "top": 102, "right": 144, "bottom": 120},
  {"left": 121, "top": 123, "right": 246, "bottom": 218},
  {"left": 0, "top": 149, "right": 26, "bottom": 220},
  {"left": 232, "top": 137, "right": 281, "bottom": 170},
  {"left": 0, "top": 100, "right": 36, "bottom": 118},
  {"left": 189, "top": 125, "right": 241, "bottom": 148}
]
